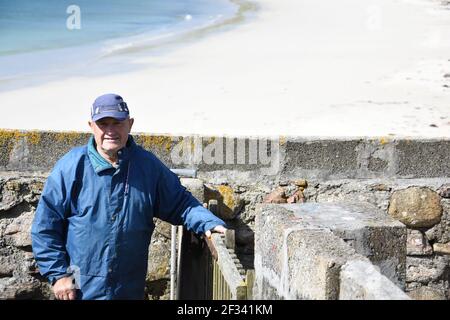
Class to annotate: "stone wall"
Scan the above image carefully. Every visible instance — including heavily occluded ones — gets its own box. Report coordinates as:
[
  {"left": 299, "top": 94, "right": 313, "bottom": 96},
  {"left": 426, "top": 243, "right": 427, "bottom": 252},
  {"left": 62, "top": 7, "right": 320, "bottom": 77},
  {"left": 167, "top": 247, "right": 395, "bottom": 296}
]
[
  {"left": 0, "top": 174, "right": 49, "bottom": 299},
  {"left": 0, "top": 130, "right": 448, "bottom": 299},
  {"left": 210, "top": 178, "right": 450, "bottom": 299},
  {"left": 2, "top": 174, "right": 448, "bottom": 299}
]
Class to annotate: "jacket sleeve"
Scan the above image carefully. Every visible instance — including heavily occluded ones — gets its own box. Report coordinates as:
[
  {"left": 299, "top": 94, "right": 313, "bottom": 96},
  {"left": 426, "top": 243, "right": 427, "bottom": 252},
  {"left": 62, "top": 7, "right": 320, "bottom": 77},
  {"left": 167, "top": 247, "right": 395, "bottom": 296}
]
[
  {"left": 154, "top": 162, "right": 226, "bottom": 235},
  {"left": 31, "top": 167, "right": 71, "bottom": 284}
]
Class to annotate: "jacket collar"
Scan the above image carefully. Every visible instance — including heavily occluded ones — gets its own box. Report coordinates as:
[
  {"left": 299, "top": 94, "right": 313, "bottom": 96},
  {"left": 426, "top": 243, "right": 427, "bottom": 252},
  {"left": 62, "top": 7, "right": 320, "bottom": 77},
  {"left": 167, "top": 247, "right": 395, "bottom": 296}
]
[{"left": 87, "top": 135, "right": 135, "bottom": 174}]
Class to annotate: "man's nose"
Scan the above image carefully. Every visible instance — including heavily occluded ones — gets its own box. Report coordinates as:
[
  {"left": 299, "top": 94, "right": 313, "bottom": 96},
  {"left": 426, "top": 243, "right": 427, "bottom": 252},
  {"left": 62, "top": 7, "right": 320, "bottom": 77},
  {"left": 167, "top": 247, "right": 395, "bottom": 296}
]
[{"left": 105, "top": 125, "right": 117, "bottom": 134}]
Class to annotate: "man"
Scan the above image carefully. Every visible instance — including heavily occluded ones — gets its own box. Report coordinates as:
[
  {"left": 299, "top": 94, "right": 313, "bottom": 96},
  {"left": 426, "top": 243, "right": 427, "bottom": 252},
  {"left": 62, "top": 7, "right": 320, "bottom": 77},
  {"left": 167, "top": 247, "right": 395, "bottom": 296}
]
[{"left": 31, "top": 93, "right": 226, "bottom": 300}]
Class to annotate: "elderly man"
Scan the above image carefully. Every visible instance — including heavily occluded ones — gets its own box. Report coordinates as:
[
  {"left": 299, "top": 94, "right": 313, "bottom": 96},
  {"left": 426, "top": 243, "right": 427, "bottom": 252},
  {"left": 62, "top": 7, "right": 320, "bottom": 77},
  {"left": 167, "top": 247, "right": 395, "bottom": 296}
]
[{"left": 31, "top": 93, "right": 226, "bottom": 300}]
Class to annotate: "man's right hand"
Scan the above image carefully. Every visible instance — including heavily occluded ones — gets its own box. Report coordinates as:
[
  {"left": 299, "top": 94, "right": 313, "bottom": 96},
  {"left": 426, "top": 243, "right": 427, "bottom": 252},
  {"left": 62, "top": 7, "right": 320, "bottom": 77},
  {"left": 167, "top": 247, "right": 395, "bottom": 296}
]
[{"left": 53, "top": 276, "right": 76, "bottom": 300}]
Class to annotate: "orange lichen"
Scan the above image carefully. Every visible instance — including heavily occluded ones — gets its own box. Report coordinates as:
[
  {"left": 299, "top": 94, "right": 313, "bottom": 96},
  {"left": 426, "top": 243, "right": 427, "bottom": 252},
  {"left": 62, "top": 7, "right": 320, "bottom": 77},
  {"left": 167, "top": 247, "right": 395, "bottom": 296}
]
[
  {"left": 217, "top": 185, "right": 236, "bottom": 209},
  {"left": 379, "top": 137, "right": 390, "bottom": 145},
  {"left": 135, "top": 134, "right": 174, "bottom": 152},
  {"left": 279, "top": 136, "right": 286, "bottom": 146},
  {"left": 0, "top": 130, "right": 24, "bottom": 157},
  {"left": 26, "top": 131, "right": 42, "bottom": 145},
  {"left": 54, "top": 131, "right": 88, "bottom": 145}
]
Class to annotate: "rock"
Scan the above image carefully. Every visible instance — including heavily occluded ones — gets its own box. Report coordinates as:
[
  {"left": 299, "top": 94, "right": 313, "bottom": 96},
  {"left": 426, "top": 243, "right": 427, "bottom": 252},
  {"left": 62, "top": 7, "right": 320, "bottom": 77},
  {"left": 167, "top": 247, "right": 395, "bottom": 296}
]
[
  {"left": 369, "top": 183, "right": 392, "bottom": 192},
  {"left": 425, "top": 223, "right": 442, "bottom": 242},
  {"left": 425, "top": 200, "right": 449, "bottom": 243},
  {"left": 0, "top": 187, "right": 23, "bottom": 212},
  {"left": 205, "top": 185, "right": 244, "bottom": 220},
  {"left": 433, "top": 243, "right": 450, "bottom": 255},
  {"left": 287, "top": 190, "right": 305, "bottom": 204},
  {"left": 294, "top": 179, "right": 308, "bottom": 188},
  {"left": 263, "top": 187, "right": 287, "bottom": 204},
  {"left": 0, "top": 257, "right": 14, "bottom": 277},
  {"left": 235, "top": 186, "right": 247, "bottom": 194},
  {"left": 29, "top": 181, "right": 44, "bottom": 195},
  {"left": 5, "top": 181, "right": 21, "bottom": 192},
  {"left": 278, "top": 181, "right": 289, "bottom": 187},
  {"left": 147, "top": 238, "right": 171, "bottom": 282},
  {"left": 217, "top": 185, "right": 243, "bottom": 220},
  {"left": 438, "top": 185, "right": 450, "bottom": 198},
  {"left": 388, "top": 187, "right": 442, "bottom": 228},
  {"left": 153, "top": 220, "right": 172, "bottom": 239},
  {"left": 180, "top": 178, "right": 205, "bottom": 203},
  {"left": 145, "top": 278, "right": 169, "bottom": 300},
  {"left": 23, "top": 180, "right": 45, "bottom": 203},
  {"left": 407, "top": 230, "right": 433, "bottom": 256},
  {"left": 284, "top": 184, "right": 299, "bottom": 197},
  {"left": 406, "top": 256, "right": 447, "bottom": 284},
  {"left": 4, "top": 211, "right": 34, "bottom": 248},
  {"left": 1, "top": 179, "right": 46, "bottom": 213},
  {"left": 408, "top": 286, "right": 447, "bottom": 300},
  {"left": 0, "top": 277, "right": 42, "bottom": 299}
]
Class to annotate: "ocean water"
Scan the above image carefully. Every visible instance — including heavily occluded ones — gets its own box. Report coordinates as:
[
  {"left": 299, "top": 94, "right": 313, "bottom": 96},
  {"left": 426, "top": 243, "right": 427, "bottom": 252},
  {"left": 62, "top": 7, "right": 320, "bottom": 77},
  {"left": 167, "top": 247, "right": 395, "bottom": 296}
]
[{"left": 0, "top": 0, "right": 238, "bottom": 85}]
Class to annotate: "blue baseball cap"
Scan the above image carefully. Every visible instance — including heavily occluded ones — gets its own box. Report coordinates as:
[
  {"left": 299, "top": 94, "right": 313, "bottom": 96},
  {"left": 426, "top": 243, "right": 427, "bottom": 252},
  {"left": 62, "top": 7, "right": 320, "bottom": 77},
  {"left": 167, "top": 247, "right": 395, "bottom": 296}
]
[{"left": 91, "top": 93, "right": 130, "bottom": 121}]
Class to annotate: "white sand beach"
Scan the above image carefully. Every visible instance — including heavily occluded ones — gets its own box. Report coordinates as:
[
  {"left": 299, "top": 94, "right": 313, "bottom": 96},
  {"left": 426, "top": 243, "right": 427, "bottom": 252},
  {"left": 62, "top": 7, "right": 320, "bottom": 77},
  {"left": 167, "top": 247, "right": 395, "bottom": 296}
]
[{"left": 1, "top": 0, "right": 450, "bottom": 138}]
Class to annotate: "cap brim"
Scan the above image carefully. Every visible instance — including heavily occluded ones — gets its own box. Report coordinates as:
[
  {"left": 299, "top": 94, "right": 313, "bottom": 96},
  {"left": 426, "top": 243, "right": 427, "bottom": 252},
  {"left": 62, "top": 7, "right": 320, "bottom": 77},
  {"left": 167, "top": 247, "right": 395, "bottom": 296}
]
[{"left": 92, "top": 111, "right": 129, "bottom": 122}]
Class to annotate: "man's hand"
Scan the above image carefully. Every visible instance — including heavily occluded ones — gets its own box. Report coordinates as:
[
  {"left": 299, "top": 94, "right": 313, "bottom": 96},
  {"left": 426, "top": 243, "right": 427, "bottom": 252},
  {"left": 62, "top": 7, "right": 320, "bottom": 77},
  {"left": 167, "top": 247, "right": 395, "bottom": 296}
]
[
  {"left": 205, "top": 225, "right": 227, "bottom": 239},
  {"left": 53, "top": 276, "right": 76, "bottom": 300}
]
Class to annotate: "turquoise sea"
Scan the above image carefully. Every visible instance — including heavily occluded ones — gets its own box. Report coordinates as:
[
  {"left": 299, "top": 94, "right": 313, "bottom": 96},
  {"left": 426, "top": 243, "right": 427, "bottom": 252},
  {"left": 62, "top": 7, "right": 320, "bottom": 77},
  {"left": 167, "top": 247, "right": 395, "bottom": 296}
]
[{"left": 0, "top": 0, "right": 238, "bottom": 86}]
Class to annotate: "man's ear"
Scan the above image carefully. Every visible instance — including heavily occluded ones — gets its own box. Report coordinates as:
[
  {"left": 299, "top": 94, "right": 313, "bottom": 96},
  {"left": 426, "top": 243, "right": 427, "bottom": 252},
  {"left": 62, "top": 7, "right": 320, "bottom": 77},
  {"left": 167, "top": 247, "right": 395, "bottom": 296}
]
[{"left": 128, "top": 118, "right": 134, "bottom": 131}]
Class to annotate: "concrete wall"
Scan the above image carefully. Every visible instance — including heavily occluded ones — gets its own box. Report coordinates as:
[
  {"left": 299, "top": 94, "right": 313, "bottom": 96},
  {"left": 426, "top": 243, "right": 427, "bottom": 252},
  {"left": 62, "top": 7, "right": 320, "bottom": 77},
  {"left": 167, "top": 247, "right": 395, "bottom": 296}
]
[
  {"left": 1, "top": 130, "right": 449, "bottom": 180},
  {"left": 253, "top": 203, "right": 411, "bottom": 300}
]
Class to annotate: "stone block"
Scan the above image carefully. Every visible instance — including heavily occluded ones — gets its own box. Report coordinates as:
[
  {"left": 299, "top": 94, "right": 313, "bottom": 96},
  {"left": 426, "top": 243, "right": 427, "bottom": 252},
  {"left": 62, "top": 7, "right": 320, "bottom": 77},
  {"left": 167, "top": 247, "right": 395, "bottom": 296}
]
[
  {"left": 4, "top": 211, "right": 34, "bottom": 248},
  {"left": 254, "top": 202, "right": 408, "bottom": 299},
  {"left": 407, "top": 230, "right": 433, "bottom": 256},
  {"left": 285, "top": 202, "right": 407, "bottom": 287},
  {"left": 407, "top": 286, "right": 447, "bottom": 300},
  {"left": 433, "top": 243, "right": 450, "bottom": 255},
  {"left": 340, "top": 260, "right": 410, "bottom": 300},
  {"left": 406, "top": 256, "right": 447, "bottom": 284}
]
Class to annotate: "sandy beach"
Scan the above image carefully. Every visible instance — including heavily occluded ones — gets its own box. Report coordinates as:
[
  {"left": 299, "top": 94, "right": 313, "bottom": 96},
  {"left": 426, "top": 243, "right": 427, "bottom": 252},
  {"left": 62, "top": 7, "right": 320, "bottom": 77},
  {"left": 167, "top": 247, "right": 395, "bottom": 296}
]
[{"left": 1, "top": 0, "right": 450, "bottom": 138}]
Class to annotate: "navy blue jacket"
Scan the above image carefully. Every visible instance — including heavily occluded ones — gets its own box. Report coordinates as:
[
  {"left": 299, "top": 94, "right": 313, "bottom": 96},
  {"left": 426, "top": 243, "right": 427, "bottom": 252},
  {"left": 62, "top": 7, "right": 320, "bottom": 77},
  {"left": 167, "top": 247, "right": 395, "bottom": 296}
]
[{"left": 31, "top": 135, "right": 225, "bottom": 299}]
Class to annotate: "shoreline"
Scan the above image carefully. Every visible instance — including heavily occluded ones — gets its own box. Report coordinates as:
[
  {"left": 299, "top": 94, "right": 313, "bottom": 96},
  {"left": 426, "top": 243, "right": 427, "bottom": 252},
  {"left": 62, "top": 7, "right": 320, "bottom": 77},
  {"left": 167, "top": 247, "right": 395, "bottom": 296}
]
[
  {"left": 1, "top": 0, "right": 450, "bottom": 138},
  {"left": 96, "top": 0, "right": 256, "bottom": 59},
  {"left": 0, "top": 0, "right": 250, "bottom": 92}
]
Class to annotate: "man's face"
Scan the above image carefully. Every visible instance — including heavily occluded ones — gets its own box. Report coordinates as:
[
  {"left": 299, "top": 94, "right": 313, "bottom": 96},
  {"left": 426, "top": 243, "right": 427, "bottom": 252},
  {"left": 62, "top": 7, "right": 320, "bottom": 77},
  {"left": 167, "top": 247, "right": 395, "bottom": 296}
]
[{"left": 89, "top": 117, "right": 134, "bottom": 156}]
